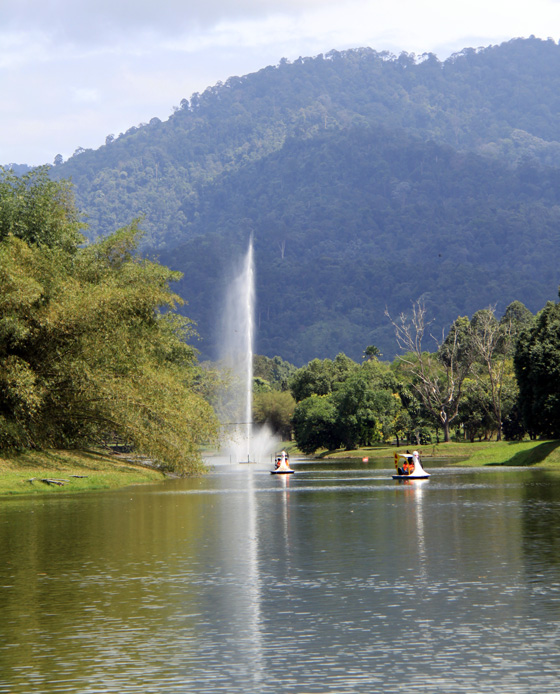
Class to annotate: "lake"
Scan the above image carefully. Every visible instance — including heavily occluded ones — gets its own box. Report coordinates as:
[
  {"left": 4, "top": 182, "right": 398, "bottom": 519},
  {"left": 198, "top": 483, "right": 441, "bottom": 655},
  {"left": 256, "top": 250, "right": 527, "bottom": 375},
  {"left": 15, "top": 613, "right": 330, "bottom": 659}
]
[{"left": 1, "top": 457, "right": 560, "bottom": 693}]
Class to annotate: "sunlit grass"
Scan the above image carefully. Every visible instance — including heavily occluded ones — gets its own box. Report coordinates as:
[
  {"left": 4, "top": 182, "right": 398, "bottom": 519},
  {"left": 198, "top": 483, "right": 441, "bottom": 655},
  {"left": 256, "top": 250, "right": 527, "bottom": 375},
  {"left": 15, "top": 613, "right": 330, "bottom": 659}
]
[
  {"left": 0, "top": 449, "right": 166, "bottom": 496},
  {"left": 456, "top": 439, "right": 560, "bottom": 467},
  {"left": 305, "top": 439, "right": 560, "bottom": 467}
]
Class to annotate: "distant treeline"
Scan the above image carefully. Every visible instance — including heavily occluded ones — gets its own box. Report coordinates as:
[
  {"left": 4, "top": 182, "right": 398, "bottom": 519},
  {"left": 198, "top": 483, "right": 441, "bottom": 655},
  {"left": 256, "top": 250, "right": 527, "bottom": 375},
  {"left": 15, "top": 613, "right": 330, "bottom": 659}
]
[{"left": 255, "top": 295, "right": 560, "bottom": 452}]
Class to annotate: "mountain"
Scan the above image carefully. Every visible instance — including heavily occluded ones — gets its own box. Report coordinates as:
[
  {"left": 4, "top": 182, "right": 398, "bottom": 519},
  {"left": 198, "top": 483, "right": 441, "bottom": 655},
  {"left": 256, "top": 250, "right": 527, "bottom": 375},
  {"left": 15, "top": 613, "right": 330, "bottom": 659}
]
[{"left": 45, "top": 37, "right": 560, "bottom": 364}]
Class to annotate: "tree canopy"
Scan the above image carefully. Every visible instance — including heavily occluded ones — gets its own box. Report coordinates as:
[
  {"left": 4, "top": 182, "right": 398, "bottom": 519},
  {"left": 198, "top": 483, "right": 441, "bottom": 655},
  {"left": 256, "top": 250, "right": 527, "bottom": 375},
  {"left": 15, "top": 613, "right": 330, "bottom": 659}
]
[
  {"left": 514, "top": 296, "right": 560, "bottom": 438},
  {"left": 0, "top": 168, "right": 218, "bottom": 473}
]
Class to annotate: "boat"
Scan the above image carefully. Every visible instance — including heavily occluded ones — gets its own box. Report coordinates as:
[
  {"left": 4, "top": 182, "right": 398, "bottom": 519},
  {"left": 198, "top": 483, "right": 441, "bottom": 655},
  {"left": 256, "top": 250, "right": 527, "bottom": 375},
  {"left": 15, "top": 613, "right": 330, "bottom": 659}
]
[
  {"left": 271, "top": 450, "right": 294, "bottom": 474},
  {"left": 392, "top": 451, "right": 430, "bottom": 479}
]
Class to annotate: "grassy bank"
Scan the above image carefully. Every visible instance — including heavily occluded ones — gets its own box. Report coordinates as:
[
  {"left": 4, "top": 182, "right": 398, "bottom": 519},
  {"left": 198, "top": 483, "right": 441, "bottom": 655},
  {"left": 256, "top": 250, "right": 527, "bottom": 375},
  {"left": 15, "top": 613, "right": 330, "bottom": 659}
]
[
  {"left": 3, "top": 439, "right": 560, "bottom": 497},
  {"left": 314, "top": 439, "right": 560, "bottom": 468},
  {"left": 0, "top": 449, "right": 167, "bottom": 497}
]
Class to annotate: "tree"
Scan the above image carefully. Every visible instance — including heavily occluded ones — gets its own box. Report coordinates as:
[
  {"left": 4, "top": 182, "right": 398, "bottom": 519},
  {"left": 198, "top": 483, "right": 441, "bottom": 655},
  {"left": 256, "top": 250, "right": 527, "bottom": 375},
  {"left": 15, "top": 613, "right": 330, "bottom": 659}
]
[
  {"left": 387, "top": 301, "right": 475, "bottom": 442},
  {"left": 331, "top": 373, "right": 400, "bottom": 449},
  {"left": 253, "top": 354, "right": 297, "bottom": 390},
  {"left": 292, "top": 395, "right": 339, "bottom": 454},
  {"left": 500, "top": 300, "right": 535, "bottom": 349},
  {"left": 458, "top": 377, "right": 495, "bottom": 441},
  {"left": 363, "top": 344, "right": 382, "bottom": 361},
  {"left": 291, "top": 357, "right": 403, "bottom": 452},
  {"left": 288, "top": 353, "right": 358, "bottom": 402},
  {"left": 0, "top": 170, "right": 218, "bottom": 473},
  {"left": 514, "top": 297, "right": 560, "bottom": 438},
  {"left": 469, "top": 306, "right": 518, "bottom": 440},
  {"left": 0, "top": 166, "right": 84, "bottom": 252},
  {"left": 253, "top": 390, "right": 295, "bottom": 440}
]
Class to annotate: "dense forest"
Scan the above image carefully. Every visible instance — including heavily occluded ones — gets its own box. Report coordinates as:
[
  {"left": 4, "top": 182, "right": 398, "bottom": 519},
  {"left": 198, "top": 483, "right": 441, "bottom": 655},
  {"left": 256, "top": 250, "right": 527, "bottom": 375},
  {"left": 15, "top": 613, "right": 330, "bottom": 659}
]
[{"left": 15, "top": 37, "right": 560, "bottom": 363}]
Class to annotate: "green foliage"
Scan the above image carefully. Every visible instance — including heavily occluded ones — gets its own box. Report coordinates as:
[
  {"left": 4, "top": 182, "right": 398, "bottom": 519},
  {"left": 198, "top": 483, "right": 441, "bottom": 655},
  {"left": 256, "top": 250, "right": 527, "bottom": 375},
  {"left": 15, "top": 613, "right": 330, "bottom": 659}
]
[
  {"left": 292, "top": 395, "right": 339, "bottom": 454},
  {"left": 500, "top": 300, "right": 536, "bottom": 353},
  {"left": 253, "top": 354, "right": 297, "bottom": 390},
  {"left": 514, "top": 299, "right": 560, "bottom": 438},
  {"left": 0, "top": 167, "right": 84, "bottom": 252},
  {"left": 288, "top": 353, "right": 358, "bottom": 402},
  {"left": 253, "top": 390, "right": 295, "bottom": 439},
  {"left": 389, "top": 304, "right": 475, "bottom": 441},
  {"left": 0, "top": 172, "right": 218, "bottom": 472},
  {"left": 363, "top": 345, "right": 381, "bottom": 361},
  {"left": 291, "top": 355, "right": 404, "bottom": 453},
  {"left": 468, "top": 305, "right": 524, "bottom": 439}
]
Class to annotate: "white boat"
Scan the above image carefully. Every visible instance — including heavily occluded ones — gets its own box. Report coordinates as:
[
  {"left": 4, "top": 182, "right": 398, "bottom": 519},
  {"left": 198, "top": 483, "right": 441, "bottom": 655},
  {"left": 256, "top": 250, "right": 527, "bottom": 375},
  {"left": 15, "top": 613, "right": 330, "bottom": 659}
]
[
  {"left": 392, "top": 451, "right": 430, "bottom": 479},
  {"left": 271, "top": 450, "right": 294, "bottom": 474}
]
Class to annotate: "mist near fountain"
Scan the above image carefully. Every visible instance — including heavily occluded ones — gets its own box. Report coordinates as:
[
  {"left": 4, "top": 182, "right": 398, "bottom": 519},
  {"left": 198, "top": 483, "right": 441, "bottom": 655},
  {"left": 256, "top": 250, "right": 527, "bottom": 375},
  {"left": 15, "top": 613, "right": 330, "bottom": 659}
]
[{"left": 215, "top": 239, "right": 279, "bottom": 464}]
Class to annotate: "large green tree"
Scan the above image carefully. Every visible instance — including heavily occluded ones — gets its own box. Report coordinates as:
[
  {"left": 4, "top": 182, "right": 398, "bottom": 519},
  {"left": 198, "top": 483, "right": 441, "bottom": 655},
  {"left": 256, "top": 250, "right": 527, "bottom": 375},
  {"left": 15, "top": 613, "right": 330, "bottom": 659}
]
[
  {"left": 288, "top": 353, "right": 358, "bottom": 402},
  {"left": 291, "top": 357, "right": 404, "bottom": 453},
  {"left": 291, "top": 395, "right": 340, "bottom": 454},
  {"left": 253, "top": 390, "right": 295, "bottom": 440},
  {"left": 0, "top": 168, "right": 218, "bottom": 473},
  {"left": 514, "top": 297, "right": 560, "bottom": 438}
]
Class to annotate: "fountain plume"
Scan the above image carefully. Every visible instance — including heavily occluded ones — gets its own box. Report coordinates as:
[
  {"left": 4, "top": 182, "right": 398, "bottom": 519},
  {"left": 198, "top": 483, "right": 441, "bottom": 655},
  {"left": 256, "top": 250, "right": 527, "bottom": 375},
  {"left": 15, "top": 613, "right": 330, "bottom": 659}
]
[{"left": 216, "top": 238, "right": 278, "bottom": 463}]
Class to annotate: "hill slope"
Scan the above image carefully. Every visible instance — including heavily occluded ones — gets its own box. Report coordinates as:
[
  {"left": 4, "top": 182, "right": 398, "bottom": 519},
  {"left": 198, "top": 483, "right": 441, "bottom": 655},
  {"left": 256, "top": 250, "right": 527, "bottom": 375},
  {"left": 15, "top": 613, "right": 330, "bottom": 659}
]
[
  {"left": 159, "top": 126, "right": 560, "bottom": 364},
  {"left": 46, "top": 37, "right": 560, "bottom": 363}
]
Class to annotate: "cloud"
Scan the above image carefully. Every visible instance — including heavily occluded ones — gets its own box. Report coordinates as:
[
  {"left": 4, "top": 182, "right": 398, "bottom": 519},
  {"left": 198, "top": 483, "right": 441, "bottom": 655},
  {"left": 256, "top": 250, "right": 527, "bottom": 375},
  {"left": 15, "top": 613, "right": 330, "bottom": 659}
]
[
  {"left": 0, "top": 0, "right": 340, "bottom": 45},
  {"left": 2, "top": 0, "right": 560, "bottom": 165}
]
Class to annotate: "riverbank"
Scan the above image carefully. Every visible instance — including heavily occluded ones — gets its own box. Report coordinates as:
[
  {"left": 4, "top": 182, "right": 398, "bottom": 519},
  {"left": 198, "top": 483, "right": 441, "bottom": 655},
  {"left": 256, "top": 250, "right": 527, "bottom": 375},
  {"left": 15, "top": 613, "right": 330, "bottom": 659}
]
[
  {"left": 3, "top": 439, "right": 560, "bottom": 497},
  {"left": 0, "top": 449, "right": 167, "bottom": 497},
  {"left": 315, "top": 439, "right": 560, "bottom": 468}
]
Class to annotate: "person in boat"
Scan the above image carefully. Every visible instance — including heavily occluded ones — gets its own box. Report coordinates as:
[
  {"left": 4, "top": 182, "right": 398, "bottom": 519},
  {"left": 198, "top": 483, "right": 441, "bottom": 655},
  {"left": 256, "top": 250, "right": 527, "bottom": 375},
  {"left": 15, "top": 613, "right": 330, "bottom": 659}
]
[
  {"left": 276, "top": 451, "right": 291, "bottom": 471},
  {"left": 396, "top": 450, "right": 410, "bottom": 475}
]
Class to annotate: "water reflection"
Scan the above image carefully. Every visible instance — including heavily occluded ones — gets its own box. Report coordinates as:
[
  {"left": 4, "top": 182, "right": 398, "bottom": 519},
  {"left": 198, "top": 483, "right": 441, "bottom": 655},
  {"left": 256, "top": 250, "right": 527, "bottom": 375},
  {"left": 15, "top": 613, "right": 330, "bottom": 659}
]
[{"left": 1, "top": 463, "right": 560, "bottom": 692}]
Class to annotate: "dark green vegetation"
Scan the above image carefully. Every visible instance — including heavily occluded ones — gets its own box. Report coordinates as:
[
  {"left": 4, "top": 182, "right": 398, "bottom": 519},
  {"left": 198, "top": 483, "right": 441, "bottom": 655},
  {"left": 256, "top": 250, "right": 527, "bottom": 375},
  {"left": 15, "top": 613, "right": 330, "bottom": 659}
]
[
  {"left": 0, "top": 168, "right": 218, "bottom": 473},
  {"left": 285, "top": 296, "right": 560, "bottom": 453},
  {"left": 39, "top": 37, "right": 560, "bottom": 364},
  {"left": 515, "top": 300, "right": 560, "bottom": 439}
]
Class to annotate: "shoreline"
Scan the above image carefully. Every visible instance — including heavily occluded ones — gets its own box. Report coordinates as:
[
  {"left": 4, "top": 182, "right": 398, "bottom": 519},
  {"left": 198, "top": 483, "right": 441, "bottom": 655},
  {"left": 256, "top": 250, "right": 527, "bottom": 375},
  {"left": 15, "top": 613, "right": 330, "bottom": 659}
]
[
  {"left": 314, "top": 439, "right": 560, "bottom": 468},
  {"left": 0, "top": 449, "right": 168, "bottom": 497},
  {"left": 2, "top": 439, "right": 559, "bottom": 497}
]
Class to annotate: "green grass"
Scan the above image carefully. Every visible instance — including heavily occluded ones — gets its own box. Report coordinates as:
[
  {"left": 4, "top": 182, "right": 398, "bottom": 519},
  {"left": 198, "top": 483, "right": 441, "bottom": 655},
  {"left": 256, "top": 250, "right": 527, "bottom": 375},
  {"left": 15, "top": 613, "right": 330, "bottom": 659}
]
[
  {"left": 310, "top": 439, "right": 560, "bottom": 468},
  {"left": 4, "top": 439, "right": 559, "bottom": 497},
  {"left": 455, "top": 439, "right": 560, "bottom": 467},
  {"left": 0, "top": 449, "right": 167, "bottom": 496}
]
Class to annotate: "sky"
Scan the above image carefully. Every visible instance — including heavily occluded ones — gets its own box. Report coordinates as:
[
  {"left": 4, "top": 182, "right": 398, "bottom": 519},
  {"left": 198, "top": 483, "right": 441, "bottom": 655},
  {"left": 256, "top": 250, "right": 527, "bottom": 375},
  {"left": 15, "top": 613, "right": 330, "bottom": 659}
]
[{"left": 2, "top": 0, "right": 560, "bottom": 166}]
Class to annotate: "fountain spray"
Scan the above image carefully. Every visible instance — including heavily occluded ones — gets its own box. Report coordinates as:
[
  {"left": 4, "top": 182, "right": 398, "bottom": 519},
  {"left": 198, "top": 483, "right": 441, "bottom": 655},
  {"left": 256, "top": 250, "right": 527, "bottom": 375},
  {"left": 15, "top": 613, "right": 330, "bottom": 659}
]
[{"left": 215, "top": 238, "right": 279, "bottom": 463}]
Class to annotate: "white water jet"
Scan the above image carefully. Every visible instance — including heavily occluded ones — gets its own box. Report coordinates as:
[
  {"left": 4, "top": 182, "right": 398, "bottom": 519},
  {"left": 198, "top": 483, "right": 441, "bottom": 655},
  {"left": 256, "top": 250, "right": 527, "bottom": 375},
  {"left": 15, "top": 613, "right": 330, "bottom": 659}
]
[{"left": 216, "top": 238, "right": 278, "bottom": 463}]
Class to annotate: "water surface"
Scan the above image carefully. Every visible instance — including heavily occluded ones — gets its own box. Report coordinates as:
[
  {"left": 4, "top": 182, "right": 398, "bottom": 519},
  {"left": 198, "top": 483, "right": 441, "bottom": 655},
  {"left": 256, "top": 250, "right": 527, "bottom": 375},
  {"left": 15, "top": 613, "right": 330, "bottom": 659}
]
[{"left": 1, "top": 458, "right": 560, "bottom": 692}]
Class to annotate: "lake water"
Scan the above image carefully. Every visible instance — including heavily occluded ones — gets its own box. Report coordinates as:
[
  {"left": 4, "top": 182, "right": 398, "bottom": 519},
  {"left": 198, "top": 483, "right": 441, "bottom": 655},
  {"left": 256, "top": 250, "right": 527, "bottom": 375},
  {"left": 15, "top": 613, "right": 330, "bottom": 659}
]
[{"left": 1, "top": 457, "right": 560, "bottom": 693}]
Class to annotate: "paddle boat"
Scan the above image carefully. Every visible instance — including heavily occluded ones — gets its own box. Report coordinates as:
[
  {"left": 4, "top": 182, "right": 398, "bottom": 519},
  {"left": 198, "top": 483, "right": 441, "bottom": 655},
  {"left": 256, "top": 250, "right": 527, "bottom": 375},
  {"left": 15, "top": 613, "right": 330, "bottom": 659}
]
[
  {"left": 392, "top": 450, "right": 430, "bottom": 479},
  {"left": 271, "top": 450, "right": 294, "bottom": 474}
]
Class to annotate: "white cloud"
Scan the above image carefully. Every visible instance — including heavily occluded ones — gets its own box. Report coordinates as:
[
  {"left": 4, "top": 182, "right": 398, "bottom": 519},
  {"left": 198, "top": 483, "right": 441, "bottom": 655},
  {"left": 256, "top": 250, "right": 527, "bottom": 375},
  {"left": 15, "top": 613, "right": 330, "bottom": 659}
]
[
  {"left": 0, "top": 0, "right": 340, "bottom": 45},
  {"left": 2, "top": 0, "right": 560, "bottom": 164}
]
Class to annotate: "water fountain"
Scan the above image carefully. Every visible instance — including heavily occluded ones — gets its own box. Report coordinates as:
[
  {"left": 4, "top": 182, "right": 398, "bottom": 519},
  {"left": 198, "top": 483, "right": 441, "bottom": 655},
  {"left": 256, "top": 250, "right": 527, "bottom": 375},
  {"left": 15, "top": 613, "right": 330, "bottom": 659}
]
[{"left": 216, "top": 238, "right": 278, "bottom": 463}]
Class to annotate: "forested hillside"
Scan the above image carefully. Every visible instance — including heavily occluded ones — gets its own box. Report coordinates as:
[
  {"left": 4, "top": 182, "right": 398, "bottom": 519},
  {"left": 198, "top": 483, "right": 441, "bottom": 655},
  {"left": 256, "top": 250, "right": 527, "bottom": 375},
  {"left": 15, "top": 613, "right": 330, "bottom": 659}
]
[{"left": 41, "top": 37, "right": 560, "bottom": 363}]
